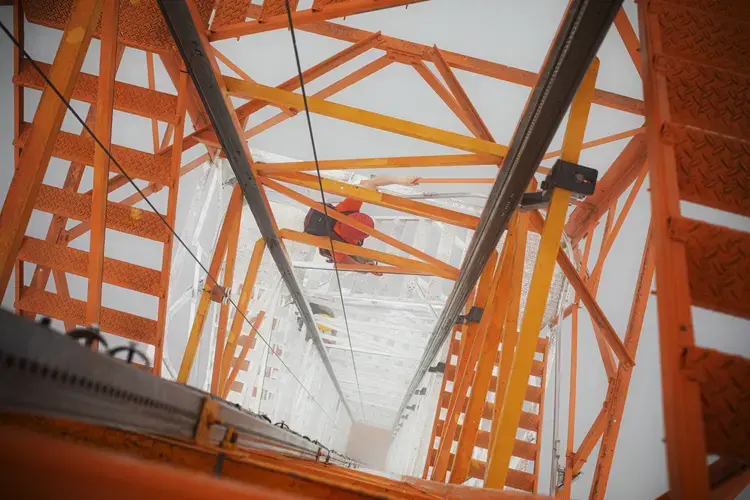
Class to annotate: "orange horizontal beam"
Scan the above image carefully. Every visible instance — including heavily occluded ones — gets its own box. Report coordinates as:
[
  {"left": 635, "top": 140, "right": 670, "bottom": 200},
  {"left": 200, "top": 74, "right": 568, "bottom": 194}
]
[
  {"left": 267, "top": 172, "right": 480, "bottom": 229},
  {"left": 16, "top": 287, "right": 158, "bottom": 344},
  {"left": 256, "top": 154, "right": 497, "bottom": 174},
  {"left": 259, "top": 176, "right": 458, "bottom": 277},
  {"left": 209, "top": 0, "right": 425, "bottom": 40},
  {"left": 35, "top": 185, "right": 170, "bottom": 243},
  {"left": 271, "top": 5, "right": 645, "bottom": 115},
  {"left": 14, "top": 60, "right": 179, "bottom": 124},
  {"left": 324, "top": 264, "right": 437, "bottom": 275},
  {"left": 18, "top": 237, "right": 162, "bottom": 296},
  {"left": 224, "top": 77, "right": 508, "bottom": 158},
  {"left": 15, "top": 123, "right": 173, "bottom": 185},
  {"left": 279, "top": 229, "right": 455, "bottom": 280}
]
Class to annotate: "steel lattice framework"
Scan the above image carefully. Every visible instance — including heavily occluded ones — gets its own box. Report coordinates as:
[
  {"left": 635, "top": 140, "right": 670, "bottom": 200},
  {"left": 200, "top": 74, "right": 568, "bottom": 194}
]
[{"left": 0, "top": 0, "right": 747, "bottom": 499}]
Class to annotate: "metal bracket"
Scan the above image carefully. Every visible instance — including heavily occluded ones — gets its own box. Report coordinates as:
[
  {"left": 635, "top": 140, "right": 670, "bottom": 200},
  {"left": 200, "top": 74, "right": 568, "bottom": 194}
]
[
  {"left": 194, "top": 397, "right": 221, "bottom": 446},
  {"left": 541, "top": 159, "right": 598, "bottom": 197},
  {"left": 427, "top": 362, "right": 446, "bottom": 374},
  {"left": 520, "top": 159, "right": 599, "bottom": 212},
  {"left": 208, "top": 284, "right": 230, "bottom": 304},
  {"left": 456, "top": 306, "right": 484, "bottom": 325}
]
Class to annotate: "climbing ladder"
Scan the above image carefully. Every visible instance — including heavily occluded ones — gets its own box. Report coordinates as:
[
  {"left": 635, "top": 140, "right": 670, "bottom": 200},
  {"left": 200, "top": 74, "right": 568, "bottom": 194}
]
[
  {"left": 422, "top": 326, "right": 549, "bottom": 493},
  {"left": 640, "top": 0, "right": 750, "bottom": 497}
]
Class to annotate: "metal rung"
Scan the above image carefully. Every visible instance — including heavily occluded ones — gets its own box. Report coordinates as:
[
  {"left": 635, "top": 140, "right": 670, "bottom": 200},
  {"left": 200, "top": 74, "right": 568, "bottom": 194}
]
[
  {"left": 669, "top": 216, "right": 750, "bottom": 319},
  {"left": 19, "top": 237, "right": 162, "bottom": 297},
  {"left": 16, "top": 288, "right": 158, "bottom": 345}
]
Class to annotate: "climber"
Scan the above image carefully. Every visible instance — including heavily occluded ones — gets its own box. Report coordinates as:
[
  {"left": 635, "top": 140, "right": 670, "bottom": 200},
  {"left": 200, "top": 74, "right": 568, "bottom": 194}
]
[{"left": 303, "top": 175, "right": 421, "bottom": 273}]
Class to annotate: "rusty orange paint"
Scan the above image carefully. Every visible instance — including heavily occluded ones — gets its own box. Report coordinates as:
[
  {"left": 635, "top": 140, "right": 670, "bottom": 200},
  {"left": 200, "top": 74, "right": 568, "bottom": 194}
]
[{"left": 223, "top": 311, "right": 266, "bottom": 399}]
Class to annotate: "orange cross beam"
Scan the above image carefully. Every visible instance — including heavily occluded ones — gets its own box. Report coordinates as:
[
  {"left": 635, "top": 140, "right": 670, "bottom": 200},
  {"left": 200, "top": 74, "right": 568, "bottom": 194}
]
[
  {"left": 278, "top": 229, "right": 456, "bottom": 281},
  {"left": 256, "top": 154, "right": 497, "bottom": 174},
  {"left": 223, "top": 77, "right": 508, "bottom": 158},
  {"left": 208, "top": 0, "right": 426, "bottom": 40},
  {"left": 259, "top": 176, "right": 458, "bottom": 278},
  {"left": 265, "top": 171, "right": 480, "bottom": 230}
]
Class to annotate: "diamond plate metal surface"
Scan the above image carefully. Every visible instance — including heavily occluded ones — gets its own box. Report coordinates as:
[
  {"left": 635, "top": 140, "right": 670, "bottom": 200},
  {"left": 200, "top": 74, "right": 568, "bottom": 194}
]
[
  {"left": 669, "top": 217, "right": 750, "bottom": 319},
  {"left": 19, "top": 237, "right": 162, "bottom": 297},
  {"left": 16, "top": 287, "right": 158, "bottom": 345},
  {"left": 259, "top": 0, "right": 299, "bottom": 20},
  {"left": 212, "top": 0, "right": 250, "bottom": 27},
  {"left": 653, "top": 0, "right": 750, "bottom": 23},
  {"left": 35, "top": 185, "right": 170, "bottom": 243},
  {"left": 682, "top": 346, "right": 750, "bottom": 462},
  {"left": 15, "top": 61, "right": 178, "bottom": 124},
  {"left": 663, "top": 124, "right": 750, "bottom": 217},
  {"left": 655, "top": 3, "right": 750, "bottom": 76},
  {"left": 658, "top": 55, "right": 750, "bottom": 141},
  {"left": 15, "top": 126, "right": 172, "bottom": 185},
  {"left": 22, "top": 0, "right": 214, "bottom": 53}
]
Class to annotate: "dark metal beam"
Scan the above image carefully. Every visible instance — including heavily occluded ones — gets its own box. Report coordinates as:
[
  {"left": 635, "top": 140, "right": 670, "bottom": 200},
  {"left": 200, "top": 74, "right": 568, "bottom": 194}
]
[
  {"left": 392, "top": 0, "right": 625, "bottom": 431},
  {"left": 155, "top": 0, "right": 353, "bottom": 419}
]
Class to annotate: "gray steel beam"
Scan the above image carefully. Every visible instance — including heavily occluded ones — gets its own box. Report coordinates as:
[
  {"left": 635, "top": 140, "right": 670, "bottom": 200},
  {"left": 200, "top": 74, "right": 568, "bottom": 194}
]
[
  {"left": 392, "top": 0, "right": 624, "bottom": 432},
  {"left": 156, "top": 0, "right": 353, "bottom": 419}
]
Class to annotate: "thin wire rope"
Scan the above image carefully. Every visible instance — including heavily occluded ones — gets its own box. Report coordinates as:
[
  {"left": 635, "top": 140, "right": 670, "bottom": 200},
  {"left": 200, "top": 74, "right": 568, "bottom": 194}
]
[
  {"left": 283, "top": 0, "right": 367, "bottom": 422},
  {"left": 0, "top": 21, "right": 339, "bottom": 428}
]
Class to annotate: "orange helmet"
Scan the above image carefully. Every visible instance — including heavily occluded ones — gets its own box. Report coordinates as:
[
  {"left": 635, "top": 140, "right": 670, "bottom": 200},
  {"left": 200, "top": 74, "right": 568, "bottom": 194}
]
[{"left": 335, "top": 212, "right": 374, "bottom": 243}]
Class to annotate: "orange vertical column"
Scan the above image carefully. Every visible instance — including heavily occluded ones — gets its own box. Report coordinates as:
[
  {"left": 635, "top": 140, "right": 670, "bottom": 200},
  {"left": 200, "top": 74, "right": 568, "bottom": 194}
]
[
  {"left": 86, "top": 0, "right": 119, "bottom": 328},
  {"left": 153, "top": 69, "right": 189, "bottom": 375},
  {"left": 12, "top": 0, "right": 25, "bottom": 316}
]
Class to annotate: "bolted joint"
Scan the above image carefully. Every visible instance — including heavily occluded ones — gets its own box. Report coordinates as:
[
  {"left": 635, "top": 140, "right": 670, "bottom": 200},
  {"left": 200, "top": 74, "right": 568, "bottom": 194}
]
[{"left": 208, "top": 284, "right": 231, "bottom": 304}]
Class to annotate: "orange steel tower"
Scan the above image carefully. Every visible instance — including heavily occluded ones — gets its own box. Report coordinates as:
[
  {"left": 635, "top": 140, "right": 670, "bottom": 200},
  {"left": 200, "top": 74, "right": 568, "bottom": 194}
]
[{"left": 0, "top": 0, "right": 747, "bottom": 498}]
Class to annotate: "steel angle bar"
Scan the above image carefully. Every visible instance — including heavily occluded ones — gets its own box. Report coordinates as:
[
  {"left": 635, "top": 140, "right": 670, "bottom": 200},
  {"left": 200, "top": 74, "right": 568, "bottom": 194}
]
[
  {"left": 392, "top": 0, "right": 624, "bottom": 430},
  {"left": 156, "top": 0, "right": 352, "bottom": 419}
]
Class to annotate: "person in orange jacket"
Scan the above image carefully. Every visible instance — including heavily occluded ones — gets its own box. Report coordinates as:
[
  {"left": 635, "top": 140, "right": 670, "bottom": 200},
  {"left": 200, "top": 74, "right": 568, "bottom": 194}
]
[{"left": 303, "top": 175, "right": 421, "bottom": 273}]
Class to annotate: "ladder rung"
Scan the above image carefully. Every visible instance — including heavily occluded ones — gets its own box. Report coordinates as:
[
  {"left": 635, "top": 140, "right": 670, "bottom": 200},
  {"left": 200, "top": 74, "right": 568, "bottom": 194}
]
[
  {"left": 682, "top": 346, "right": 750, "bottom": 463},
  {"left": 669, "top": 216, "right": 750, "bottom": 319},
  {"left": 665, "top": 124, "right": 750, "bottom": 218},
  {"left": 16, "top": 288, "right": 158, "bottom": 345},
  {"left": 19, "top": 237, "right": 162, "bottom": 297},
  {"left": 468, "top": 459, "right": 535, "bottom": 492},
  {"left": 16, "top": 124, "right": 173, "bottom": 185},
  {"left": 35, "top": 185, "right": 171, "bottom": 243}
]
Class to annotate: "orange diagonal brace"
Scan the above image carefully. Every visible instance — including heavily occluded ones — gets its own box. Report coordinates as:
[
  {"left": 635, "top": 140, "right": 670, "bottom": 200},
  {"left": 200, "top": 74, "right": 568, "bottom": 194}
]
[
  {"left": 223, "top": 311, "right": 266, "bottom": 400},
  {"left": 431, "top": 251, "right": 498, "bottom": 482},
  {"left": 259, "top": 176, "right": 458, "bottom": 278},
  {"left": 256, "top": 154, "right": 496, "bottom": 174},
  {"left": 177, "top": 185, "right": 243, "bottom": 384},
  {"left": 573, "top": 406, "right": 608, "bottom": 475},
  {"left": 209, "top": 0, "right": 425, "bottom": 40},
  {"left": 267, "top": 172, "right": 480, "bottom": 230},
  {"left": 244, "top": 56, "right": 392, "bottom": 140},
  {"left": 223, "top": 77, "right": 508, "bottom": 158},
  {"left": 219, "top": 238, "right": 266, "bottom": 395},
  {"left": 589, "top": 229, "right": 655, "bottom": 499},
  {"left": 211, "top": 209, "right": 242, "bottom": 395},
  {"left": 279, "top": 229, "right": 455, "bottom": 280},
  {"left": 87, "top": 0, "right": 119, "bottom": 327},
  {"left": 614, "top": 9, "right": 641, "bottom": 77},
  {"left": 555, "top": 247, "right": 634, "bottom": 368},
  {"left": 0, "top": 0, "right": 103, "bottom": 294},
  {"left": 428, "top": 46, "right": 494, "bottom": 142},
  {"left": 173, "top": 30, "right": 383, "bottom": 153}
]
